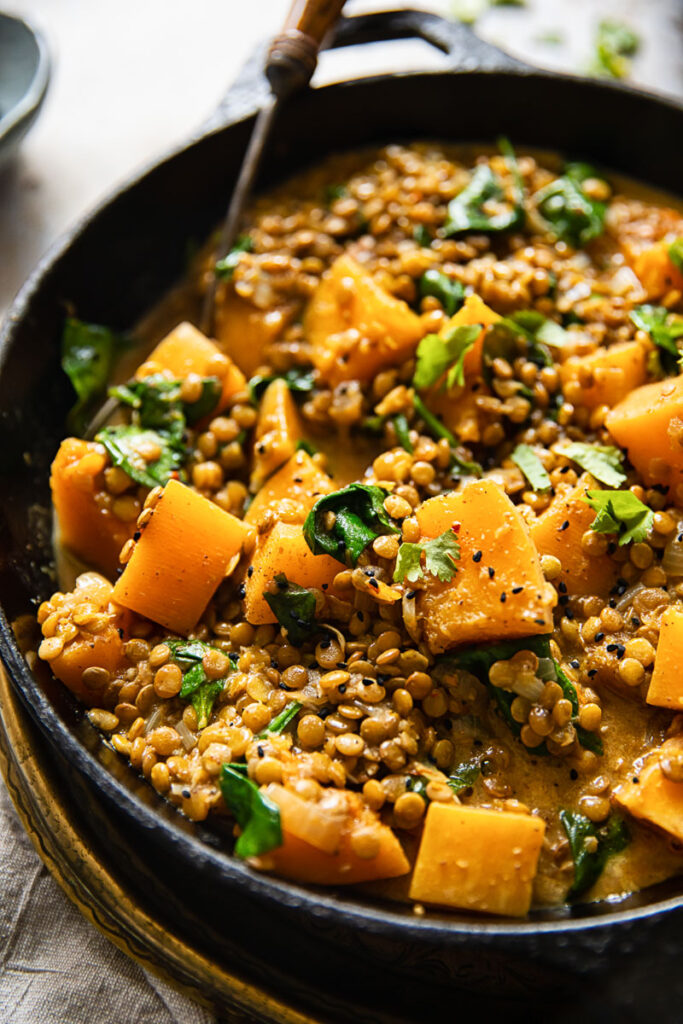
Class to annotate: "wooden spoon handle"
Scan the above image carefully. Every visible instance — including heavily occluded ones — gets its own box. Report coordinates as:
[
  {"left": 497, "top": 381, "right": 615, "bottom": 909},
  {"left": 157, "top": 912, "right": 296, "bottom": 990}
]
[{"left": 266, "top": 0, "right": 347, "bottom": 97}]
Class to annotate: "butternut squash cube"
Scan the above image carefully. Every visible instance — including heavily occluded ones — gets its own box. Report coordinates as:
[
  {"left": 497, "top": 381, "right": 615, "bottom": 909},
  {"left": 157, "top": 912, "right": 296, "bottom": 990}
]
[
  {"left": 416, "top": 481, "right": 555, "bottom": 654},
  {"left": 305, "top": 253, "right": 423, "bottom": 386},
  {"left": 647, "top": 606, "right": 683, "bottom": 710},
  {"left": 245, "top": 449, "right": 334, "bottom": 528},
  {"left": 442, "top": 292, "right": 501, "bottom": 379},
  {"left": 559, "top": 341, "right": 649, "bottom": 410},
  {"left": 606, "top": 374, "right": 683, "bottom": 487},
  {"left": 631, "top": 240, "right": 683, "bottom": 301},
  {"left": 136, "top": 321, "right": 246, "bottom": 414},
  {"left": 409, "top": 803, "right": 545, "bottom": 917},
  {"left": 259, "top": 784, "right": 410, "bottom": 885},
  {"left": 250, "top": 379, "right": 303, "bottom": 491},
  {"left": 615, "top": 740, "right": 683, "bottom": 843},
  {"left": 214, "top": 290, "right": 293, "bottom": 378},
  {"left": 244, "top": 522, "right": 344, "bottom": 625},
  {"left": 51, "top": 437, "right": 137, "bottom": 578},
  {"left": 113, "top": 478, "right": 253, "bottom": 633},
  {"left": 529, "top": 478, "right": 617, "bottom": 598}
]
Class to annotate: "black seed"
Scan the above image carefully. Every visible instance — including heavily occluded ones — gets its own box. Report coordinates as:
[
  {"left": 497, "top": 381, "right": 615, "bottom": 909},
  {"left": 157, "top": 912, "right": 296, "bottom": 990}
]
[
  {"left": 488, "top": 566, "right": 495, "bottom": 578},
  {"left": 247, "top": 566, "right": 254, "bottom": 578},
  {"left": 632, "top": 776, "right": 640, "bottom": 784},
  {"left": 606, "top": 643, "right": 618, "bottom": 652},
  {"left": 588, "top": 669, "right": 597, "bottom": 678},
  {"left": 560, "top": 520, "right": 570, "bottom": 531},
  {"left": 558, "top": 581, "right": 567, "bottom": 594},
  {"left": 500, "top": 592, "right": 507, "bottom": 603},
  {"left": 631, "top": 616, "right": 641, "bottom": 627},
  {"left": 570, "top": 769, "right": 578, "bottom": 781},
  {"left": 238, "top": 584, "right": 246, "bottom": 599},
  {"left": 512, "top": 586, "right": 524, "bottom": 594},
  {"left": 473, "top": 550, "right": 483, "bottom": 563},
  {"left": 257, "top": 745, "right": 265, "bottom": 758},
  {"left": 595, "top": 632, "right": 605, "bottom": 642},
  {"left": 565, "top": 608, "right": 574, "bottom": 620},
  {"left": 570, "top": 659, "right": 579, "bottom": 669}
]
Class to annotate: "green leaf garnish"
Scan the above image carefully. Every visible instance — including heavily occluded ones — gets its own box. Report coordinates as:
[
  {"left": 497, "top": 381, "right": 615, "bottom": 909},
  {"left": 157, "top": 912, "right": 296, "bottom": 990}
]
[
  {"left": 96, "top": 425, "right": 186, "bottom": 490},
  {"left": 483, "top": 311, "right": 565, "bottom": 392},
  {"left": 412, "top": 394, "right": 483, "bottom": 476},
  {"left": 392, "top": 413, "right": 414, "bottom": 453},
  {"left": 324, "top": 183, "right": 348, "bottom": 204},
  {"left": 592, "top": 20, "right": 639, "bottom": 80},
  {"left": 444, "top": 153, "right": 524, "bottom": 236},
  {"left": 249, "top": 367, "right": 316, "bottom": 402},
  {"left": 303, "top": 483, "right": 400, "bottom": 566},
  {"left": 511, "top": 444, "right": 551, "bottom": 492},
  {"left": 582, "top": 489, "right": 654, "bottom": 546},
  {"left": 61, "top": 318, "right": 127, "bottom": 434},
  {"left": 560, "top": 811, "right": 630, "bottom": 898},
  {"left": 630, "top": 305, "right": 683, "bottom": 375},
  {"left": 296, "top": 439, "right": 319, "bottom": 456},
  {"left": 167, "top": 639, "right": 237, "bottom": 729},
  {"left": 264, "top": 574, "right": 317, "bottom": 644},
  {"left": 215, "top": 235, "right": 253, "bottom": 280},
  {"left": 259, "top": 701, "right": 302, "bottom": 738},
  {"left": 413, "top": 324, "right": 482, "bottom": 391},
  {"left": 413, "top": 224, "right": 432, "bottom": 248},
  {"left": 418, "top": 270, "right": 465, "bottom": 317},
  {"left": 558, "top": 442, "right": 626, "bottom": 487},
  {"left": 394, "top": 529, "right": 461, "bottom": 584},
  {"left": 447, "top": 760, "right": 480, "bottom": 793},
  {"left": 533, "top": 164, "right": 606, "bottom": 247},
  {"left": 219, "top": 765, "right": 282, "bottom": 859},
  {"left": 669, "top": 239, "right": 683, "bottom": 274}
]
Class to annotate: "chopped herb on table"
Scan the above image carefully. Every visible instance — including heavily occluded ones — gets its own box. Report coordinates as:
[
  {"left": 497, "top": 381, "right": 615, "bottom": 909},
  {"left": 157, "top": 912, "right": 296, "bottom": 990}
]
[
  {"left": 591, "top": 20, "right": 639, "bottom": 80},
  {"left": 219, "top": 765, "right": 282, "bottom": 859},
  {"left": 560, "top": 810, "right": 630, "bottom": 898},
  {"left": 303, "top": 483, "right": 400, "bottom": 566}
]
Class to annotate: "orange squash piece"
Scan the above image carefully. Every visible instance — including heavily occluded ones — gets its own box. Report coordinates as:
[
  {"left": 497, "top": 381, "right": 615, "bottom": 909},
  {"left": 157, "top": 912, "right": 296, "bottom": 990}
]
[
  {"left": 606, "top": 374, "right": 683, "bottom": 487},
  {"left": 615, "top": 739, "right": 683, "bottom": 843},
  {"left": 259, "top": 784, "right": 410, "bottom": 885},
  {"left": 250, "top": 378, "right": 303, "bottom": 491},
  {"left": 136, "top": 321, "right": 247, "bottom": 414},
  {"left": 245, "top": 449, "right": 334, "bottom": 528},
  {"left": 305, "top": 253, "right": 423, "bottom": 386},
  {"left": 244, "top": 522, "right": 344, "bottom": 625},
  {"left": 40, "top": 573, "right": 131, "bottom": 702},
  {"left": 631, "top": 240, "right": 683, "bottom": 301},
  {"left": 442, "top": 292, "right": 501, "bottom": 379},
  {"left": 214, "top": 290, "right": 292, "bottom": 377},
  {"left": 113, "top": 478, "right": 254, "bottom": 633},
  {"left": 529, "top": 478, "right": 617, "bottom": 598},
  {"left": 409, "top": 803, "right": 545, "bottom": 917},
  {"left": 646, "top": 606, "right": 683, "bottom": 710},
  {"left": 51, "top": 438, "right": 136, "bottom": 578},
  {"left": 559, "top": 341, "right": 649, "bottom": 409},
  {"left": 415, "top": 480, "right": 555, "bottom": 654}
]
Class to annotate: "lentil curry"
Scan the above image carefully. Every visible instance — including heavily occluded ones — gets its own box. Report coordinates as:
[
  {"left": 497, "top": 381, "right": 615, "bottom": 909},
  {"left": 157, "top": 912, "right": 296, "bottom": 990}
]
[{"left": 35, "top": 143, "right": 683, "bottom": 917}]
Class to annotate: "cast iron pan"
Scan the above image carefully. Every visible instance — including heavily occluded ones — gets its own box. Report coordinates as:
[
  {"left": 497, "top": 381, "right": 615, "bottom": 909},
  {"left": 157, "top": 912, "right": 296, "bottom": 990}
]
[{"left": 2, "top": 10, "right": 683, "bottom": 1021}]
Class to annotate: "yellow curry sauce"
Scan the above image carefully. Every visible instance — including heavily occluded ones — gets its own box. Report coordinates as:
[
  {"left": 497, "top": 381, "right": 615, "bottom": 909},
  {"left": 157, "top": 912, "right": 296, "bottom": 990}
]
[{"left": 35, "top": 143, "right": 683, "bottom": 917}]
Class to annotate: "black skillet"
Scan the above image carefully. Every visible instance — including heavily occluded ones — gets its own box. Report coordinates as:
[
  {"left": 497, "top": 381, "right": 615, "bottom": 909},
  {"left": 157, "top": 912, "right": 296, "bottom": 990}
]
[{"left": 2, "top": 9, "right": 683, "bottom": 1022}]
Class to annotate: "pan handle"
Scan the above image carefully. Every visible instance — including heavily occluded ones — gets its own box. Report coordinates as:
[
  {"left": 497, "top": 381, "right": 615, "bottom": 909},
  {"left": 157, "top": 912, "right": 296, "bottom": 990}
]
[{"left": 205, "top": 7, "right": 525, "bottom": 131}]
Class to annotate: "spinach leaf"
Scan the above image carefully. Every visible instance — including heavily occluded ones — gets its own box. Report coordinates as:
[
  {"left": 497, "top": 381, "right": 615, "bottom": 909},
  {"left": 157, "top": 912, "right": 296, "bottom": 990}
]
[
  {"left": 511, "top": 444, "right": 551, "bottom": 492},
  {"left": 533, "top": 164, "right": 606, "bottom": 247},
  {"left": 219, "top": 764, "right": 282, "bottom": 858},
  {"left": 413, "top": 224, "right": 432, "bottom": 248},
  {"left": 412, "top": 394, "right": 483, "bottom": 476},
  {"left": 167, "top": 639, "right": 237, "bottom": 729},
  {"left": 264, "top": 574, "right": 317, "bottom": 644},
  {"left": 630, "top": 305, "right": 683, "bottom": 375},
  {"left": 582, "top": 489, "right": 654, "bottom": 546},
  {"left": 96, "top": 425, "right": 186, "bottom": 490},
  {"left": 558, "top": 442, "right": 626, "bottom": 488},
  {"left": 62, "top": 318, "right": 126, "bottom": 433},
  {"left": 445, "top": 635, "right": 603, "bottom": 756},
  {"left": 560, "top": 810, "right": 630, "bottom": 898},
  {"left": 249, "top": 367, "right": 316, "bottom": 402},
  {"left": 259, "top": 701, "right": 302, "bottom": 737},
  {"left": 444, "top": 161, "right": 524, "bottom": 236},
  {"left": 394, "top": 530, "right": 460, "bottom": 584},
  {"left": 392, "top": 413, "right": 414, "bottom": 453},
  {"left": 110, "top": 374, "right": 222, "bottom": 433},
  {"left": 413, "top": 324, "right": 482, "bottom": 391},
  {"left": 215, "top": 235, "right": 253, "bottom": 280},
  {"left": 448, "top": 760, "right": 481, "bottom": 793},
  {"left": 592, "top": 20, "right": 639, "bottom": 79},
  {"left": 419, "top": 269, "right": 465, "bottom": 317},
  {"left": 303, "top": 483, "right": 400, "bottom": 566},
  {"left": 669, "top": 239, "right": 683, "bottom": 273}
]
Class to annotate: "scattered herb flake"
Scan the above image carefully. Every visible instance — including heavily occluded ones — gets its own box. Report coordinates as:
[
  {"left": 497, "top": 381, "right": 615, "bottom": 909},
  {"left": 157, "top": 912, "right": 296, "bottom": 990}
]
[
  {"left": 419, "top": 269, "right": 465, "bottom": 317},
  {"left": 533, "top": 164, "right": 606, "bottom": 248},
  {"left": 413, "top": 324, "right": 482, "bottom": 391},
  {"left": 448, "top": 760, "right": 481, "bottom": 793},
  {"left": 264, "top": 574, "right": 317, "bottom": 645},
  {"left": 219, "top": 764, "right": 282, "bottom": 859},
  {"left": 558, "top": 442, "right": 626, "bottom": 488},
  {"left": 394, "top": 530, "right": 460, "bottom": 584},
  {"left": 582, "top": 489, "right": 654, "bottom": 546}
]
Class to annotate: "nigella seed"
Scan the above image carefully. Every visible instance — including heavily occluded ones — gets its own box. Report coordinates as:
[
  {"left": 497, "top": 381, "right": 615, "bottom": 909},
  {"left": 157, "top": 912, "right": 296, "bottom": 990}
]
[
  {"left": 247, "top": 566, "right": 254, "bottom": 577},
  {"left": 558, "top": 581, "right": 567, "bottom": 594},
  {"left": 500, "top": 592, "right": 507, "bottom": 603},
  {"left": 488, "top": 567, "right": 495, "bottom": 578},
  {"left": 512, "top": 586, "right": 523, "bottom": 594},
  {"left": 559, "top": 520, "right": 570, "bottom": 531},
  {"left": 473, "top": 551, "right": 483, "bottom": 563},
  {"left": 595, "top": 632, "right": 605, "bottom": 642},
  {"left": 570, "top": 659, "right": 579, "bottom": 669}
]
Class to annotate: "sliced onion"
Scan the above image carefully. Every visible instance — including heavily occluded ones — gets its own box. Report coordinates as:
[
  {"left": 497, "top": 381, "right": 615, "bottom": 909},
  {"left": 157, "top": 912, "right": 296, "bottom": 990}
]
[
  {"left": 143, "top": 706, "right": 164, "bottom": 735},
  {"left": 402, "top": 591, "right": 421, "bottom": 643},
  {"left": 176, "top": 719, "right": 197, "bottom": 751},
  {"left": 615, "top": 582, "right": 646, "bottom": 613},
  {"left": 663, "top": 531, "right": 683, "bottom": 577},
  {"left": 511, "top": 676, "right": 545, "bottom": 702}
]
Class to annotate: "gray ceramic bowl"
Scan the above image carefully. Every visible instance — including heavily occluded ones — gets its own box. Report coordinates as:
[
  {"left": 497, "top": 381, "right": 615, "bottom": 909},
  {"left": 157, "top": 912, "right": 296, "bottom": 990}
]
[{"left": 0, "top": 11, "right": 49, "bottom": 167}]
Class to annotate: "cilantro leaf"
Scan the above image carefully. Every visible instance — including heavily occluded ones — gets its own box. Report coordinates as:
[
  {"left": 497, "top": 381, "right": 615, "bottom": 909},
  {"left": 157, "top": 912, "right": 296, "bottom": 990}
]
[
  {"left": 303, "top": 483, "right": 400, "bottom": 566},
  {"left": 560, "top": 810, "right": 630, "bottom": 898},
  {"left": 558, "top": 442, "right": 626, "bottom": 487},
  {"left": 511, "top": 444, "right": 551, "bottom": 492},
  {"left": 413, "top": 324, "right": 482, "bottom": 391},
  {"left": 215, "top": 235, "right": 253, "bottom": 280},
  {"left": 419, "top": 270, "right": 464, "bottom": 317},
  {"left": 448, "top": 760, "right": 480, "bottom": 793},
  {"left": 249, "top": 367, "right": 316, "bottom": 402},
  {"left": 533, "top": 164, "right": 606, "bottom": 247},
  {"left": 62, "top": 318, "right": 127, "bottom": 434},
  {"left": 669, "top": 239, "right": 683, "bottom": 274},
  {"left": 394, "top": 530, "right": 460, "bottom": 584},
  {"left": 630, "top": 305, "right": 683, "bottom": 375},
  {"left": 592, "top": 20, "right": 639, "bottom": 80},
  {"left": 96, "top": 425, "right": 185, "bottom": 490},
  {"left": 582, "top": 489, "right": 654, "bottom": 545},
  {"left": 259, "top": 701, "right": 302, "bottom": 738},
  {"left": 219, "top": 765, "right": 282, "bottom": 859},
  {"left": 264, "top": 574, "right": 317, "bottom": 644}
]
